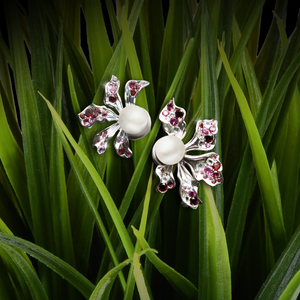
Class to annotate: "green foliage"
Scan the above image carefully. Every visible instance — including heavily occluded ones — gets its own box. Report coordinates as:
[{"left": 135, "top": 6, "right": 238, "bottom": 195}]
[{"left": 0, "top": 0, "right": 300, "bottom": 299}]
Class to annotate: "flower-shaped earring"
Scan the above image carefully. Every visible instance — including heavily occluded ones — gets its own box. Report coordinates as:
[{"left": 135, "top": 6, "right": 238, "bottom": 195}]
[
  {"left": 152, "top": 98, "right": 223, "bottom": 209},
  {"left": 78, "top": 75, "right": 151, "bottom": 158}
]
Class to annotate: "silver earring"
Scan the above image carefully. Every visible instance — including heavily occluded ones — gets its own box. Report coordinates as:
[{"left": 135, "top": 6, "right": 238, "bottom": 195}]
[
  {"left": 152, "top": 98, "right": 223, "bottom": 209},
  {"left": 78, "top": 75, "right": 151, "bottom": 158}
]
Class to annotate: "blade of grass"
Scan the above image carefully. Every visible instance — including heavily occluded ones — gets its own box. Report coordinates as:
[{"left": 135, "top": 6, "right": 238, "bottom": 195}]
[
  {"left": 133, "top": 226, "right": 198, "bottom": 300},
  {"left": 0, "top": 92, "right": 31, "bottom": 230},
  {"left": 44, "top": 98, "right": 135, "bottom": 258},
  {"left": 85, "top": 0, "right": 113, "bottom": 90},
  {"left": 0, "top": 233, "right": 94, "bottom": 298},
  {"left": 219, "top": 43, "right": 287, "bottom": 256},
  {"left": 0, "top": 243, "right": 49, "bottom": 300},
  {"left": 277, "top": 270, "right": 300, "bottom": 300},
  {"left": 255, "top": 224, "right": 300, "bottom": 300}
]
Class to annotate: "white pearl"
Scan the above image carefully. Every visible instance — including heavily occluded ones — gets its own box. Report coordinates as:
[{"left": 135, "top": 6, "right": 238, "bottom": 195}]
[
  {"left": 119, "top": 105, "right": 151, "bottom": 140},
  {"left": 154, "top": 136, "right": 185, "bottom": 165}
]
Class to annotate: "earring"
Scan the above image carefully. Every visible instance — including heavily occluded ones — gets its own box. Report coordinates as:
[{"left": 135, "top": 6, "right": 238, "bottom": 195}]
[
  {"left": 152, "top": 98, "right": 223, "bottom": 209},
  {"left": 78, "top": 75, "right": 151, "bottom": 158}
]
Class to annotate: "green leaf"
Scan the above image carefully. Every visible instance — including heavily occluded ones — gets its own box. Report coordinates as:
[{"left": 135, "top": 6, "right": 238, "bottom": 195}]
[
  {"left": 0, "top": 243, "right": 49, "bottom": 300},
  {"left": 132, "top": 226, "right": 198, "bottom": 300},
  {"left": 44, "top": 98, "right": 135, "bottom": 258},
  {"left": 218, "top": 43, "right": 287, "bottom": 256},
  {"left": 89, "top": 249, "right": 156, "bottom": 300},
  {"left": 255, "top": 224, "right": 300, "bottom": 300},
  {"left": 278, "top": 270, "right": 300, "bottom": 300},
  {"left": 0, "top": 233, "right": 94, "bottom": 299},
  {"left": 133, "top": 253, "right": 151, "bottom": 300}
]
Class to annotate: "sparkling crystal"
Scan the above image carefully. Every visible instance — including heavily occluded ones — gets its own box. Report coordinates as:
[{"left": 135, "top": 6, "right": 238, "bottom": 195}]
[
  {"left": 209, "top": 126, "right": 216, "bottom": 133},
  {"left": 205, "top": 136, "right": 213, "bottom": 143},
  {"left": 158, "top": 183, "right": 168, "bottom": 192},
  {"left": 170, "top": 118, "right": 179, "bottom": 126},
  {"left": 85, "top": 109, "right": 92, "bottom": 117},
  {"left": 129, "top": 81, "right": 136, "bottom": 89},
  {"left": 118, "top": 147, "right": 125, "bottom": 155},
  {"left": 175, "top": 109, "right": 184, "bottom": 118},
  {"left": 167, "top": 180, "right": 174, "bottom": 188},
  {"left": 109, "top": 95, "right": 117, "bottom": 103},
  {"left": 204, "top": 166, "right": 214, "bottom": 174},
  {"left": 202, "top": 128, "right": 209, "bottom": 134},
  {"left": 213, "top": 162, "right": 221, "bottom": 170},
  {"left": 188, "top": 190, "right": 196, "bottom": 198},
  {"left": 190, "top": 198, "right": 200, "bottom": 205},
  {"left": 162, "top": 110, "right": 169, "bottom": 117},
  {"left": 167, "top": 101, "right": 174, "bottom": 111}
]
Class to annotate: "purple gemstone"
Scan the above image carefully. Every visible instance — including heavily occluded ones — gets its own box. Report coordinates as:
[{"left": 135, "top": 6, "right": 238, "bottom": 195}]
[
  {"left": 204, "top": 166, "right": 214, "bottom": 174},
  {"left": 167, "top": 101, "right": 174, "bottom": 111},
  {"left": 212, "top": 172, "right": 220, "bottom": 179},
  {"left": 125, "top": 151, "right": 132, "bottom": 158},
  {"left": 188, "top": 190, "right": 196, "bottom": 198},
  {"left": 129, "top": 81, "right": 136, "bottom": 89},
  {"left": 170, "top": 118, "right": 179, "bottom": 126}
]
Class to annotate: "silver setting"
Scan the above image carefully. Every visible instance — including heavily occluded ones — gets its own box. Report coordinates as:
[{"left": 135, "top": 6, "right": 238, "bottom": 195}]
[
  {"left": 152, "top": 98, "right": 223, "bottom": 209},
  {"left": 78, "top": 75, "right": 151, "bottom": 158}
]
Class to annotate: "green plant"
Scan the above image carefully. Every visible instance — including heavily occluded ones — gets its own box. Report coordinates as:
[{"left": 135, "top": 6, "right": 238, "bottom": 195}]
[{"left": 0, "top": 0, "right": 300, "bottom": 299}]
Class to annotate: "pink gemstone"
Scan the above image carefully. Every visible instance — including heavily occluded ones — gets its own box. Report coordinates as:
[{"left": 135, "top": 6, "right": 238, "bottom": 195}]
[
  {"left": 109, "top": 83, "right": 118, "bottom": 94},
  {"left": 102, "top": 111, "right": 108, "bottom": 117},
  {"left": 212, "top": 154, "right": 218, "bottom": 159},
  {"left": 167, "top": 180, "right": 174, "bottom": 188},
  {"left": 209, "top": 126, "right": 216, "bottom": 133},
  {"left": 162, "top": 110, "right": 169, "bottom": 117},
  {"left": 212, "top": 172, "right": 220, "bottom": 179},
  {"left": 79, "top": 113, "right": 85, "bottom": 119},
  {"left": 170, "top": 118, "right": 179, "bottom": 126},
  {"left": 125, "top": 151, "right": 132, "bottom": 158},
  {"left": 204, "top": 166, "right": 214, "bottom": 174},
  {"left": 202, "top": 128, "right": 209, "bottom": 134},
  {"left": 188, "top": 190, "right": 196, "bottom": 198},
  {"left": 206, "top": 143, "right": 211, "bottom": 148},
  {"left": 101, "top": 132, "right": 108, "bottom": 139},
  {"left": 83, "top": 118, "right": 90, "bottom": 125},
  {"left": 129, "top": 81, "right": 136, "bottom": 89},
  {"left": 167, "top": 102, "right": 174, "bottom": 111}
]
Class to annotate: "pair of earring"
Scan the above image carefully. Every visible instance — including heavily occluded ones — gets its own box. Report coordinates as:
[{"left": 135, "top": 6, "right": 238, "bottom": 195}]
[{"left": 78, "top": 76, "right": 223, "bottom": 209}]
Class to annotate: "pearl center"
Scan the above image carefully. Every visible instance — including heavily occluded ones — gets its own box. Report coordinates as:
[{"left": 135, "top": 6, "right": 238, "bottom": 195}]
[
  {"left": 155, "top": 136, "right": 185, "bottom": 165},
  {"left": 119, "top": 105, "right": 150, "bottom": 138}
]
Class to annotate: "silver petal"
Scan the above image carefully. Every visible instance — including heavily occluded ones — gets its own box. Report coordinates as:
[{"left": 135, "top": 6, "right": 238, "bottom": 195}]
[
  {"left": 185, "top": 120, "right": 218, "bottom": 152},
  {"left": 113, "top": 130, "right": 133, "bottom": 158},
  {"left": 103, "top": 75, "right": 123, "bottom": 113},
  {"left": 92, "top": 122, "right": 120, "bottom": 155},
  {"left": 124, "top": 80, "right": 150, "bottom": 106},
  {"left": 155, "top": 165, "right": 176, "bottom": 193},
  {"left": 78, "top": 104, "right": 119, "bottom": 128},
  {"left": 184, "top": 152, "right": 223, "bottom": 186},
  {"left": 177, "top": 163, "right": 202, "bottom": 209},
  {"left": 159, "top": 98, "right": 186, "bottom": 139}
]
